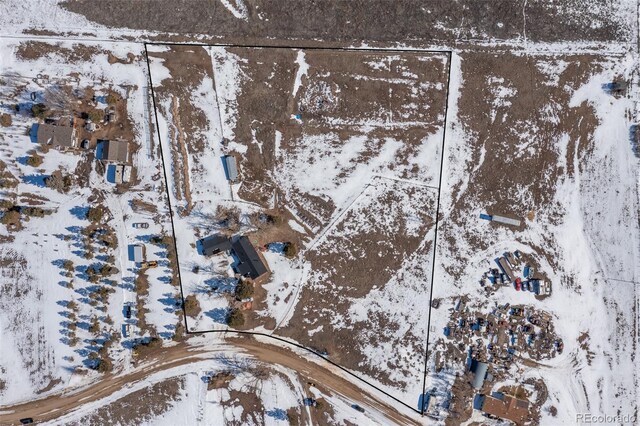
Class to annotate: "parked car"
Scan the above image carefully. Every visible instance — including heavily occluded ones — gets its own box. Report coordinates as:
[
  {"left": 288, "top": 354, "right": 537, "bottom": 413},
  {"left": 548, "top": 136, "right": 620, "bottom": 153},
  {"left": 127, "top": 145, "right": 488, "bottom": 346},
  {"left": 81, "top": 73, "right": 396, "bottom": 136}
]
[
  {"left": 351, "top": 404, "right": 365, "bottom": 413},
  {"left": 132, "top": 222, "right": 149, "bottom": 229},
  {"left": 20, "top": 419, "right": 34, "bottom": 425},
  {"left": 124, "top": 305, "right": 132, "bottom": 319}
]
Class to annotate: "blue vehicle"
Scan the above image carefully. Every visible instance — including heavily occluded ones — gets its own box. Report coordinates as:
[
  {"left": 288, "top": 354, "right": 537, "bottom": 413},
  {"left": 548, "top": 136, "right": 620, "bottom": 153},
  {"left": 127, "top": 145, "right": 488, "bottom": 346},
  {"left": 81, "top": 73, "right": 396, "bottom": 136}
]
[{"left": 351, "top": 404, "right": 365, "bottom": 413}]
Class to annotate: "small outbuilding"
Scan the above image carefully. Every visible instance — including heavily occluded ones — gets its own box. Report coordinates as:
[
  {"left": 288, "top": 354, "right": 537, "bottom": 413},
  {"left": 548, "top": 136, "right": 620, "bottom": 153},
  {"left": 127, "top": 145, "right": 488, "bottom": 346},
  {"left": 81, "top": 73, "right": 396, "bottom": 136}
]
[
  {"left": 131, "top": 244, "right": 144, "bottom": 263},
  {"left": 497, "top": 257, "right": 516, "bottom": 283},
  {"left": 469, "top": 360, "right": 489, "bottom": 390},
  {"left": 223, "top": 155, "right": 238, "bottom": 182},
  {"left": 200, "top": 234, "right": 232, "bottom": 256}
]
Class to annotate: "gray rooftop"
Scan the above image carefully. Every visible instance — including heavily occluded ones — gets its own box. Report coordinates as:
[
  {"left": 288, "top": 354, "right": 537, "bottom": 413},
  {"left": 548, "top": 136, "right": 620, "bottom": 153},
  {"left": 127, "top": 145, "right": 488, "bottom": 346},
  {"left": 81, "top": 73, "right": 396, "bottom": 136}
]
[
  {"left": 470, "top": 360, "right": 489, "bottom": 389},
  {"left": 223, "top": 155, "right": 238, "bottom": 181},
  {"left": 103, "top": 139, "right": 129, "bottom": 163},
  {"left": 36, "top": 123, "right": 77, "bottom": 148}
]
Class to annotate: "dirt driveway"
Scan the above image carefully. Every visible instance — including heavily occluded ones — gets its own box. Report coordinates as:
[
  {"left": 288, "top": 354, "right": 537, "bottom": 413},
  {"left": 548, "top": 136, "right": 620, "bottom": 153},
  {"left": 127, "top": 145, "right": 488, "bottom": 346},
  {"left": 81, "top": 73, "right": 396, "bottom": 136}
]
[{"left": 0, "top": 336, "right": 420, "bottom": 425}]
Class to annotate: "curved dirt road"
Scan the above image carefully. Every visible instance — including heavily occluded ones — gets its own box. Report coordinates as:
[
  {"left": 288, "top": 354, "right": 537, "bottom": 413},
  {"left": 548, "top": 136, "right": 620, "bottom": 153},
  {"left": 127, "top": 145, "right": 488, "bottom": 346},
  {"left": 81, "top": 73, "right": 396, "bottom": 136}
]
[{"left": 0, "top": 337, "right": 420, "bottom": 425}]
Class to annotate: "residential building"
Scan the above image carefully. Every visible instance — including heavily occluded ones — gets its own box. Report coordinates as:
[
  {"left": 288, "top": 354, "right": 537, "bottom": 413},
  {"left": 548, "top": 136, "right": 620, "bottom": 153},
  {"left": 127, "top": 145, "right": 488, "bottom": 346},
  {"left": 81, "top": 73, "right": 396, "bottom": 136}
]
[
  {"left": 470, "top": 360, "right": 489, "bottom": 389},
  {"left": 476, "top": 392, "right": 529, "bottom": 426},
  {"left": 231, "top": 236, "right": 269, "bottom": 282},
  {"left": 36, "top": 123, "right": 78, "bottom": 150}
]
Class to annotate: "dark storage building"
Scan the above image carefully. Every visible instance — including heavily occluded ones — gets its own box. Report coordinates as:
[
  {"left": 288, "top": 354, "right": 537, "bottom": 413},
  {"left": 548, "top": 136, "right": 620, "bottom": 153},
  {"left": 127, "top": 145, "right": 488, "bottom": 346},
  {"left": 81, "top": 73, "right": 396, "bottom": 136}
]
[{"left": 200, "top": 234, "right": 232, "bottom": 256}]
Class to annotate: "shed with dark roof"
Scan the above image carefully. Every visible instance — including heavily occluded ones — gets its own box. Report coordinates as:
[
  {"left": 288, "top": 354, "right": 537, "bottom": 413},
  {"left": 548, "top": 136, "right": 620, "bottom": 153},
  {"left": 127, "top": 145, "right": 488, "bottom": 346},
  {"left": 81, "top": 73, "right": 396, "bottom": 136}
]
[{"left": 200, "top": 234, "right": 232, "bottom": 256}]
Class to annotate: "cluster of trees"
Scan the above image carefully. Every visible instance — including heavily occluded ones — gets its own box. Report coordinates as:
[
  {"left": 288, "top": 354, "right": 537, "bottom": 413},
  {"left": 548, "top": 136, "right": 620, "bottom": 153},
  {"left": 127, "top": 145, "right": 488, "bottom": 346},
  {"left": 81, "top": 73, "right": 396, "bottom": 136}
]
[
  {"left": 45, "top": 171, "right": 72, "bottom": 193},
  {"left": 86, "top": 206, "right": 106, "bottom": 222},
  {"left": 0, "top": 202, "right": 51, "bottom": 227},
  {"left": 283, "top": 242, "right": 298, "bottom": 258}
]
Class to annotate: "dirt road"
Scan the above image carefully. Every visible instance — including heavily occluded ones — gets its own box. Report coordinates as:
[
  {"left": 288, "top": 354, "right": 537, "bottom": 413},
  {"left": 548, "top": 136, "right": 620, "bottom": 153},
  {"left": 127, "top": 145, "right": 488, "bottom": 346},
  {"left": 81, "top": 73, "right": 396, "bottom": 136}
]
[{"left": 0, "top": 337, "right": 420, "bottom": 425}]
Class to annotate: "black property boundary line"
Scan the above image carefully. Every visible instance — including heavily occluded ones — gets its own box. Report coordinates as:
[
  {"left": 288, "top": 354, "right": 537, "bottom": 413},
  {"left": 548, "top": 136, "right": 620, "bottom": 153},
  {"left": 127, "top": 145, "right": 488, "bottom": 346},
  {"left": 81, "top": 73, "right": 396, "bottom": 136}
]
[
  {"left": 419, "top": 52, "right": 453, "bottom": 414},
  {"left": 143, "top": 41, "right": 452, "bottom": 417}
]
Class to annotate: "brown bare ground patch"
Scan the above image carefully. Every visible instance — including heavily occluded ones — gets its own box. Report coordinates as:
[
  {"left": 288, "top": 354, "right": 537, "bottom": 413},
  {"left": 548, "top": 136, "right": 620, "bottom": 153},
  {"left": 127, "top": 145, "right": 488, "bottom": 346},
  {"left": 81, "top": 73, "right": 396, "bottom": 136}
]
[
  {"left": 280, "top": 180, "right": 437, "bottom": 385},
  {"left": 15, "top": 41, "right": 103, "bottom": 62},
  {"left": 63, "top": 1, "right": 631, "bottom": 47},
  {"left": 131, "top": 198, "right": 158, "bottom": 214},
  {"left": 220, "top": 48, "right": 449, "bottom": 216},
  {"left": 70, "top": 377, "right": 184, "bottom": 426}
]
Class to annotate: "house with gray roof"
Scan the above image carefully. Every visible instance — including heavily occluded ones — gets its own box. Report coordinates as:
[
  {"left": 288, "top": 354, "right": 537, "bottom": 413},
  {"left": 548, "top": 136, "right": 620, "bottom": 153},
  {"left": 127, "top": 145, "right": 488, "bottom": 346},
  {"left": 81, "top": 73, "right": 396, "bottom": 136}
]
[{"left": 36, "top": 123, "right": 78, "bottom": 150}]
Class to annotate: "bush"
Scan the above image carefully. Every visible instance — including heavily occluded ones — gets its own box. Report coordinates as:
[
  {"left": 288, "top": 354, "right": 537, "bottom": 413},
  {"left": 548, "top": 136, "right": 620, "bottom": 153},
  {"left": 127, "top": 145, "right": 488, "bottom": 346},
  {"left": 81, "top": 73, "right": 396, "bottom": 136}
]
[
  {"left": 87, "top": 110, "right": 103, "bottom": 123},
  {"left": 88, "top": 316, "right": 100, "bottom": 334},
  {"left": 63, "top": 260, "right": 74, "bottom": 271},
  {"left": 226, "top": 308, "right": 244, "bottom": 327},
  {"left": 22, "top": 207, "right": 50, "bottom": 217},
  {"left": 96, "top": 356, "right": 113, "bottom": 373},
  {"left": 0, "top": 210, "right": 20, "bottom": 226},
  {"left": 183, "top": 295, "right": 201, "bottom": 317},
  {"left": 106, "top": 94, "right": 118, "bottom": 105},
  {"left": 99, "top": 264, "right": 118, "bottom": 276},
  {"left": 45, "top": 171, "right": 72, "bottom": 193},
  {"left": 234, "top": 280, "right": 254, "bottom": 301},
  {"left": 173, "top": 319, "right": 185, "bottom": 341},
  {"left": 283, "top": 242, "right": 298, "bottom": 259},
  {"left": 26, "top": 155, "right": 43, "bottom": 167},
  {"left": 0, "top": 113, "right": 11, "bottom": 127},
  {"left": 31, "top": 103, "right": 48, "bottom": 119},
  {"left": 86, "top": 206, "right": 105, "bottom": 222}
]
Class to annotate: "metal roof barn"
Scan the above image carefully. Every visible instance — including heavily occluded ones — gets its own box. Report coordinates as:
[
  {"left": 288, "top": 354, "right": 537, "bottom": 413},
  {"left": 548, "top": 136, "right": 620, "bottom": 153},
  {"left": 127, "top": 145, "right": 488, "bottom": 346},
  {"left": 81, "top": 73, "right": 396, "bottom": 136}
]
[
  {"left": 223, "top": 155, "right": 238, "bottom": 181},
  {"left": 132, "top": 245, "right": 144, "bottom": 263},
  {"left": 470, "top": 360, "right": 488, "bottom": 389},
  {"left": 492, "top": 214, "right": 521, "bottom": 227}
]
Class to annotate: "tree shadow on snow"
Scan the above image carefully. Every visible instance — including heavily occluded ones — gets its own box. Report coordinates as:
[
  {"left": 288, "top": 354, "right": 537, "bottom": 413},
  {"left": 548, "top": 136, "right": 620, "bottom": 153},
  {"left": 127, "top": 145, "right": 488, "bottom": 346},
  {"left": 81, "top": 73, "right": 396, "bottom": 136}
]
[{"left": 205, "top": 308, "right": 229, "bottom": 325}]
